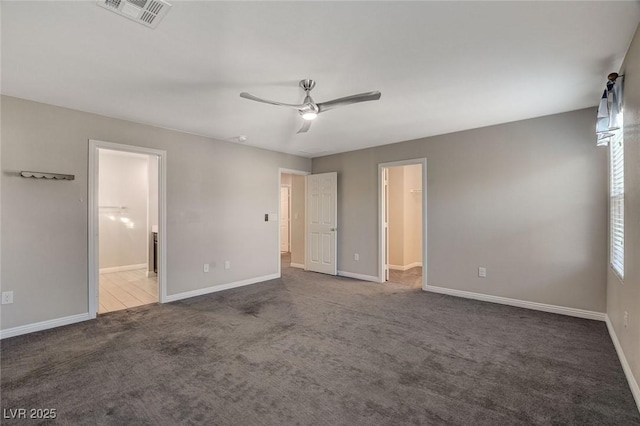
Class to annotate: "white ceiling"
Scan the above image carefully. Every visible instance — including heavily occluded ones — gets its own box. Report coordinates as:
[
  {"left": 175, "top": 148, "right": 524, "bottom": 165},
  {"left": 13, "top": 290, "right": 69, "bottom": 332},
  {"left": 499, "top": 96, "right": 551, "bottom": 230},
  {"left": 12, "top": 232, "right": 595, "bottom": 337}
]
[{"left": 2, "top": 1, "right": 639, "bottom": 158}]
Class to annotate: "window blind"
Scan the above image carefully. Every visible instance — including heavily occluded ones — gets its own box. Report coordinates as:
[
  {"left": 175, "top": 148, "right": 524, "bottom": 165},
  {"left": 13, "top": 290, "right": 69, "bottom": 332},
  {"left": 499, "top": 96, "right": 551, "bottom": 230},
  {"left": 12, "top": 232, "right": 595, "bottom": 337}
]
[{"left": 610, "top": 123, "right": 624, "bottom": 279}]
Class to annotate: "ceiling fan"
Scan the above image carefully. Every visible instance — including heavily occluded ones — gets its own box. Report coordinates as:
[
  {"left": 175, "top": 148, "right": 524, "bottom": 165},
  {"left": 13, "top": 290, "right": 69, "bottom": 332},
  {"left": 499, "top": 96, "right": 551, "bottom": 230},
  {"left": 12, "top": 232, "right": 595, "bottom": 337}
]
[{"left": 240, "top": 79, "right": 381, "bottom": 134}]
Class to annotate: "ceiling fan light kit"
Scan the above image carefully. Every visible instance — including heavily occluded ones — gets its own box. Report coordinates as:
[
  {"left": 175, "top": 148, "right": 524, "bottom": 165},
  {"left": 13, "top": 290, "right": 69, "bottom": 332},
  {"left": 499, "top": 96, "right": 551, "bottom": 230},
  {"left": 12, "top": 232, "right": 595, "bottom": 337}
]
[{"left": 240, "top": 79, "right": 381, "bottom": 134}]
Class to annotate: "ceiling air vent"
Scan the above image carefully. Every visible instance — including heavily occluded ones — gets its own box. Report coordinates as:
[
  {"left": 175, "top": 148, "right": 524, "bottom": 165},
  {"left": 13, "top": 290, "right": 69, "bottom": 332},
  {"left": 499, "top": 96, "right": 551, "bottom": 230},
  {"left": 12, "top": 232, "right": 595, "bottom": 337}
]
[{"left": 97, "top": 0, "right": 172, "bottom": 29}]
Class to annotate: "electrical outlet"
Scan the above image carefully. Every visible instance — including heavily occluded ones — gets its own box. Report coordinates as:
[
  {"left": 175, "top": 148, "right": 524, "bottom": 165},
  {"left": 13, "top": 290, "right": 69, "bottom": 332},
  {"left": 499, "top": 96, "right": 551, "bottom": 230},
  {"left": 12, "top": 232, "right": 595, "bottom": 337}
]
[
  {"left": 2, "top": 291, "right": 14, "bottom": 304},
  {"left": 478, "top": 267, "right": 487, "bottom": 278},
  {"left": 224, "top": 260, "right": 231, "bottom": 270},
  {"left": 203, "top": 263, "right": 210, "bottom": 273},
  {"left": 624, "top": 311, "right": 629, "bottom": 329},
  {"left": 354, "top": 253, "right": 359, "bottom": 261}
]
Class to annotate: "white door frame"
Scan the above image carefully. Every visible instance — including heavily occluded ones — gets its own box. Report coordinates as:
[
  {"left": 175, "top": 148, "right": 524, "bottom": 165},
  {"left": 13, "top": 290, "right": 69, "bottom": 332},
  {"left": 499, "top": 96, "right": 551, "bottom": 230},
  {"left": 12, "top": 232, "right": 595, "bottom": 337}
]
[
  {"left": 384, "top": 168, "right": 390, "bottom": 281},
  {"left": 278, "top": 168, "right": 310, "bottom": 277},
  {"left": 88, "top": 139, "right": 168, "bottom": 318},
  {"left": 378, "top": 158, "right": 427, "bottom": 288}
]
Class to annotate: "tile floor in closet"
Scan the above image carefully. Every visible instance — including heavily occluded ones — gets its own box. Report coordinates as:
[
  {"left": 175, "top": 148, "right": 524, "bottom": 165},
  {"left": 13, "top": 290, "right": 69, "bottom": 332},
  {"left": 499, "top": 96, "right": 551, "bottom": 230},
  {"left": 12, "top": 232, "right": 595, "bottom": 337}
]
[{"left": 99, "top": 269, "right": 158, "bottom": 314}]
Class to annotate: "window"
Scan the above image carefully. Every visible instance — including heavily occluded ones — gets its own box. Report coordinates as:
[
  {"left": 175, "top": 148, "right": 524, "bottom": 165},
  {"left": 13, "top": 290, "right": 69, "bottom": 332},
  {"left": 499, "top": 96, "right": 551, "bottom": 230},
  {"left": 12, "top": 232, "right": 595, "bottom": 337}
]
[{"left": 610, "top": 114, "right": 624, "bottom": 279}]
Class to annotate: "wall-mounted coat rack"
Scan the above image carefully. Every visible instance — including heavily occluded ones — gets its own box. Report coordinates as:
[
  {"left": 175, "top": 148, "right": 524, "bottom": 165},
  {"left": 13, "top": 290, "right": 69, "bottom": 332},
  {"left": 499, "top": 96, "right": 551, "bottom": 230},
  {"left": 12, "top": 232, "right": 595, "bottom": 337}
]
[{"left": 20, "top": 171, "right": 75, "bottom": 180}]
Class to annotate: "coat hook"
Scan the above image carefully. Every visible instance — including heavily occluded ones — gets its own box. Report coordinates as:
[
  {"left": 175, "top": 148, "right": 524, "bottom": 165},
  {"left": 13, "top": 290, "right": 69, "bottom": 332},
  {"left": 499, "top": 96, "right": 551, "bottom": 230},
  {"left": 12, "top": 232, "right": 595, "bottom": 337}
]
[{"left": 20, "top": 171, "right": 75, "bottom": 180}]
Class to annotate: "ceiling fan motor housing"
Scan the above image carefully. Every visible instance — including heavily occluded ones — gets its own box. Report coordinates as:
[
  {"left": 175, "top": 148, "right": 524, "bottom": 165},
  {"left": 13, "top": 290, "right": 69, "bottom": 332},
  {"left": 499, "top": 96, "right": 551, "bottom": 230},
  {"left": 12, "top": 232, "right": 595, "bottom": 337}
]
[
  {"left": 300, "top": 95, "right": 319, "bottom": 116},
  {"left": 299, "top": 79, "right": 316, "bottom": 92}
]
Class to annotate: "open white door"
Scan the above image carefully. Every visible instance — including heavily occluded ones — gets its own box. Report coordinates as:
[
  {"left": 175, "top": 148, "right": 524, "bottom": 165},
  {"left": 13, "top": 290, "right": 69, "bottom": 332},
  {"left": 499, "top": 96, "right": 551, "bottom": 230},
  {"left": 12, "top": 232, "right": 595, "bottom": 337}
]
[{"left": 306, "top": 172, "right": 337, "bottom": 275}]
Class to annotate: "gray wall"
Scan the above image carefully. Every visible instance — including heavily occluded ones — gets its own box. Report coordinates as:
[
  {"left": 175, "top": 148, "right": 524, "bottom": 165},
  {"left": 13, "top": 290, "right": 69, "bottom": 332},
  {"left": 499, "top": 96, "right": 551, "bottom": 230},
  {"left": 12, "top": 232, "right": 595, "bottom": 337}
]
[
  {"left": 313, "top": 108, "right": 608, "bottom": 312},
  {"left": 608, "top": 24, "right": 640, "bottom": 397},
  {"left": 1, "top": 95, "right": 310, "bottom": 330}
]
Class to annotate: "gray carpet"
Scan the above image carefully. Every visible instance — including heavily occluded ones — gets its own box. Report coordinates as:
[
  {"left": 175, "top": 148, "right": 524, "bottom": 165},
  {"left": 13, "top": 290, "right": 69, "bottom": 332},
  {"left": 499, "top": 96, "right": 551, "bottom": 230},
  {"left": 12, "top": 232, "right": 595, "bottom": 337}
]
[{"left": 1, "top": 261, "right": 639, "bottom": 425}]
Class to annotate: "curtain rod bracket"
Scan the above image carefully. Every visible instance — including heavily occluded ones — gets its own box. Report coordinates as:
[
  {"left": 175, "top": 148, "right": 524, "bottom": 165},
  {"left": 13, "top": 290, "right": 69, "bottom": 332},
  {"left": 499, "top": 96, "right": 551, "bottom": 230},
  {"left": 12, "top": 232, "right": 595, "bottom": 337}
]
[{"left": 608, "top": 73, "right": 622, "bottom": 82}]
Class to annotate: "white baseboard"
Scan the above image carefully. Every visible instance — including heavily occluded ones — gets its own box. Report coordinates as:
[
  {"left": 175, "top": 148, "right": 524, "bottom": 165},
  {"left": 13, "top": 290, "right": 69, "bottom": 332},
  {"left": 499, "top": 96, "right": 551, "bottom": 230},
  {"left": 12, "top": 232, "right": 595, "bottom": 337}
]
[
  {"left": 605, "top": 315, "right": 640, "bottom": 411},
  {"left": 337, "top": 270, "right": 380, "bottom": 282},
  {"left": 290, "top": 263, "right": 305, "bottom": 269},
  {"left": 164, "top": 273, "right": 280, "bottom": 303},
  {"left": 100, "top": 263, "right": 146, "bottom": 274},
  {"left": 389, "top": 262, "right": 423, "bottom": 271},
  {"left": 423, "top": 285, "right": 606, "bottom": 321},
  {"left": 0, "top": 313, "right": 92, "bottom": 340}
]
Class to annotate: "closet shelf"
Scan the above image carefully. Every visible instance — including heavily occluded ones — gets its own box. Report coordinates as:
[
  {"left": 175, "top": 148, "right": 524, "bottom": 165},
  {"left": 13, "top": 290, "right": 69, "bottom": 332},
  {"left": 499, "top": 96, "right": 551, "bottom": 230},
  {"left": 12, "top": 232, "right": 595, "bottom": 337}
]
[{"left": 99, "top": 206, "right": 128, "bottom": 211}]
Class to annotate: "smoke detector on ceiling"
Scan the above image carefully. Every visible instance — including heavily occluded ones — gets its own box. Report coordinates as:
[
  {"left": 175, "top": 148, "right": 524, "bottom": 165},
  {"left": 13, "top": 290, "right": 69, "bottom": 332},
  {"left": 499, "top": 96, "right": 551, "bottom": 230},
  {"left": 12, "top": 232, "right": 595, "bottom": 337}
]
[{"left": 97, "top": 0, "right": 172, "bottom": 29}]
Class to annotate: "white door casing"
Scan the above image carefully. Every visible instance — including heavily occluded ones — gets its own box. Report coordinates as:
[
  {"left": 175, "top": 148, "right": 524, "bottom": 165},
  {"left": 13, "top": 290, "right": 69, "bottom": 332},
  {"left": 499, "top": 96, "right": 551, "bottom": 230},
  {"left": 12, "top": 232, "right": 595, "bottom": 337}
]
[
  {"left": 378, "top": 159, "right": 427, "bottom": 287},
  {"left": 384, "top": 168, "right": 390, "bottom": 281},
  {"left": 89, "top": 139, "right": 167, "bottom": 318},
  {"left": 280, "top": 186, "right": 290, "bottom": 252},
  {"left": 306, "top": 172, "right": 337, "bottom": 275}
]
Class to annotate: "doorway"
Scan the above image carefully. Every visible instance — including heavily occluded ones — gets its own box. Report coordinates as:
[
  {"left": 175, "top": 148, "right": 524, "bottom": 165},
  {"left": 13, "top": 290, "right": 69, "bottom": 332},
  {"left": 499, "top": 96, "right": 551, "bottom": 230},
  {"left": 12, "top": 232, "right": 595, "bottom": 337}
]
[
  {"left": 379, "top": 159, "right": 427, "bottom": 288},
  {"left": 97, "top": 149, "right": 158, "bottom": 313},
  {"left": 279, "top": 169, "right": 310, "bottom": 274},
  {"left": 89, "top": 140, "right": 167, "bottom": 318}
]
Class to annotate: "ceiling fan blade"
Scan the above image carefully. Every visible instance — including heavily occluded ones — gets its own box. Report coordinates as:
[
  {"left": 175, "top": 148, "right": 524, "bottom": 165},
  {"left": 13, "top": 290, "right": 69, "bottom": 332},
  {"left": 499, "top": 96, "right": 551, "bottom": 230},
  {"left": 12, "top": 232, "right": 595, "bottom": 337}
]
[
  {"left": 297, "top": 120, "right": 312, "bottom": 134},
  {"left": 317, "top": 91, "right": 381, "bottom": 113},
  {"left": 240, "top": 92, "right": 304, "bottom": 109}
]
